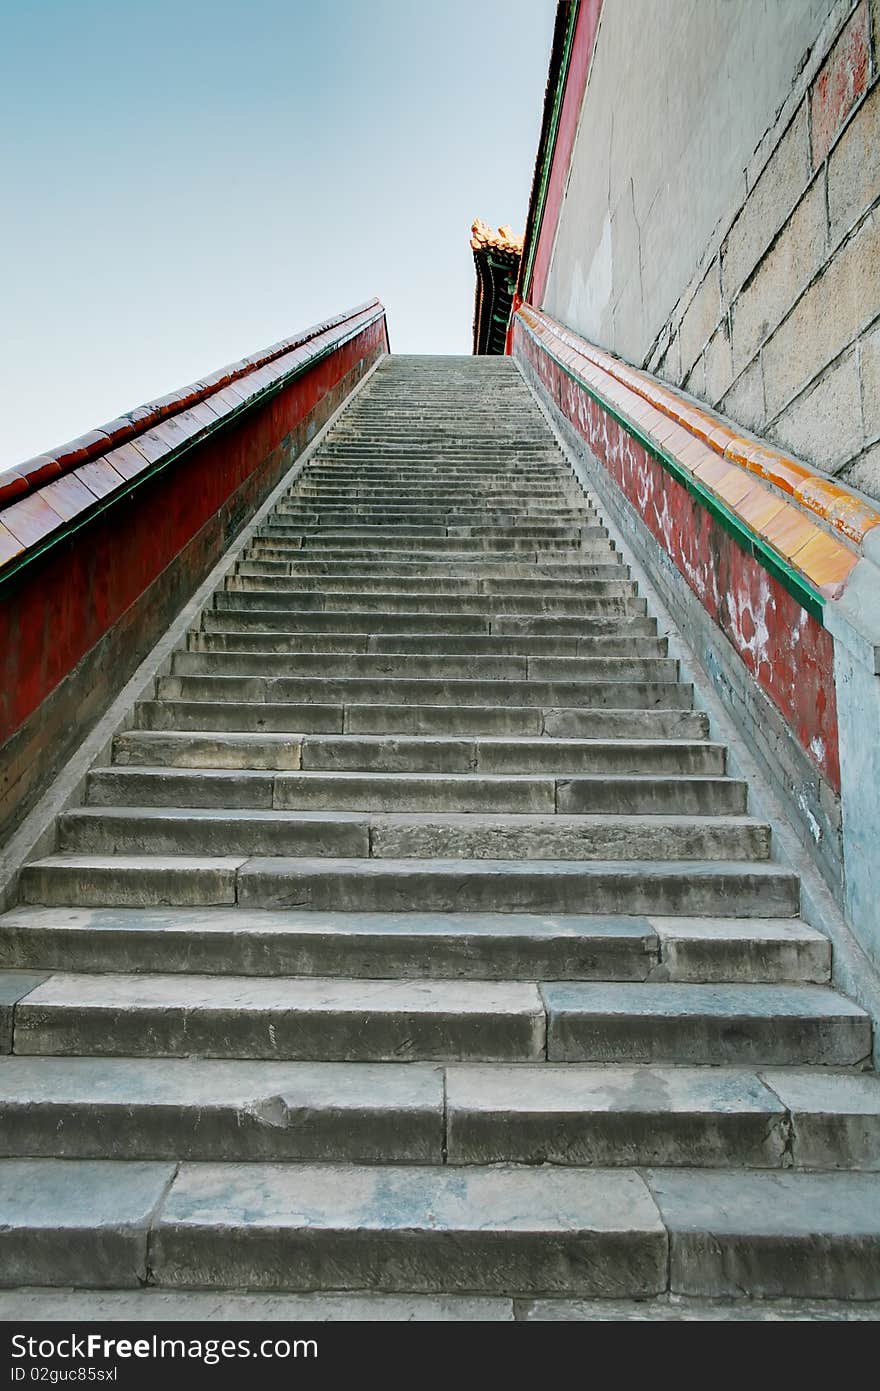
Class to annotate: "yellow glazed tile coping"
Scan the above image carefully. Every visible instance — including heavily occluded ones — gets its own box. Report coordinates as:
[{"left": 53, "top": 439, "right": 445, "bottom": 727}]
[{"left": 517, "top": 303, "right": 875, "bottom": 597}]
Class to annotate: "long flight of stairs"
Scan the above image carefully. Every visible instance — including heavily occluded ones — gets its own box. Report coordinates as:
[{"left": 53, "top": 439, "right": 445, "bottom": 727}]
[{"left": 0, "top": 355, "right": 878, "bottom": 1316}]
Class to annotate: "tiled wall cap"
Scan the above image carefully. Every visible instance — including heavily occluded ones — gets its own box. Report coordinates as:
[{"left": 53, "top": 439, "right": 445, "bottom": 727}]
[
  {"left": 0, "top": 300, "right": 386, "bottom": 573},
  {"left": 517, "top": 304, "right": 880, "bottom": 559},
  {"left": 0, "top": 299, "right": 383, "bottom": 509}
]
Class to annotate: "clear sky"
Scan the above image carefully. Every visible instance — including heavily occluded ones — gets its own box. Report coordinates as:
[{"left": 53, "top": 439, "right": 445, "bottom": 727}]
[{"left": 0, "top": 0, "right": 555, "bottom": 468}]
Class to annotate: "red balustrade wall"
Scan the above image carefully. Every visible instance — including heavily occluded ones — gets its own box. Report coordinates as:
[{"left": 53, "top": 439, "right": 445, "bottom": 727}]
[{"left": 0, "top": 310, "right": 387, "bottom": 831}]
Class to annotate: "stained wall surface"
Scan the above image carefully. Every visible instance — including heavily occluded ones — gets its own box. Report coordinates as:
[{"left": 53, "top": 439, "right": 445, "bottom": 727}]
[{"left": 542, "top": 0, "right": 880, "bottom": 499}]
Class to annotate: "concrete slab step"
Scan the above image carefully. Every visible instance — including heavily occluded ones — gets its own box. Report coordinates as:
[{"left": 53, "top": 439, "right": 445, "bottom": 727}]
[
  {"left": 18, "top": 855, "right": 801, "bottom": 915},
  {"left": 58, "top": 806, "right": 770, "bottom": 861}
]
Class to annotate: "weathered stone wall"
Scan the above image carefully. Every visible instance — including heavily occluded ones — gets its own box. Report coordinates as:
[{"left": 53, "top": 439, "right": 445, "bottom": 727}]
[{"left": 541, "top": 0, "right": 880, "bottom": 500}]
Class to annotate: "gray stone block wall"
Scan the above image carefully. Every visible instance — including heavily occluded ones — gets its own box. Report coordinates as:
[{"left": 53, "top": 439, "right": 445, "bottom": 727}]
[{"left": 543, "top": 0, "right": 880, "bottom": 502}]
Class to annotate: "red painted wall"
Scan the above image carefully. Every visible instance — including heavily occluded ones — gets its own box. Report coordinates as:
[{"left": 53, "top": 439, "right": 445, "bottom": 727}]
[
  {"left": 529, "top": 0, "right": 603, "bottom": 306},
  {"left": 0, "top": 318, "right": 385, "bottom": 749},
  {"left": 513, "top": 316, "right": 841, "bottom": 792}
]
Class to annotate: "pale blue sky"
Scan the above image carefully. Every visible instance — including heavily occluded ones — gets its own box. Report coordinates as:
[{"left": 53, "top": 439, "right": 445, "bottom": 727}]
[{"left": 0, "top": 0, "right": 555, "bottom": 467}]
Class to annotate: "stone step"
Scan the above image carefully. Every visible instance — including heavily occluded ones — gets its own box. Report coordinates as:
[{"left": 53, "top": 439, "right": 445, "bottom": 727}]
[
  {"left": 540, "top": 982, "right": 870, "bottom": 1065},
  {"left": 200, "top": 609, "right": 655, "bottom": 637},
  {"left": 0, "top": 1057, "right": 444, "bottom": 1161},
  {"left": 254, "top": 531, "right": 608, "bottom": 552},
  {"left": 188, "top": 632, "right": 663, "bottom": 659},
  {"left": 0, "top": 1289, "right": 521, "bottom": 1319},
  {"left": 136, "top": 700, "right": 708, "bottom": 739},
  {"left": 171, "top": 651, "right": 677, "bottom": 684},
  {"left": 86, "top": 767, "right": 747, "bottom": 816},
  {"left": 275, "top": 503, "right": 593, "bottom": 519},
  {"left": 2, "top": 1159, "right": 873, "bottom": 1296},
  {"left": 0, "top": 1158, "right": 668, "bottom": 1295},
  {"left": 13, "top": 973, "right": 546, "bottom": 1061},
  {"left": 212, "top": 589, "right": 647, "bottom": 616},
  {"left": 18, "top": 855, "right": 801, "bottom": 915},
  {"left": 0, "top": 906, "right": 828, "bottom": 984},
  {"left": 9, "top": 975, "right": 863, "bottom": 1067},
  {"left": 0, "top": 1060, "right": 874, "bottom": 1169},
  {"left": 0, "top": 907, "right": 828, "bottom": 983},
  {"left": 236, "top": 561, "right": 624, "bottom": 582},
  {"left": 156, "top": 673, "right": 690, "bottom": 711},
  {"left": 57, "top": 806, "right": 769, "bottom": 861},
  {"left": 226, "top": 574, "right": 633, "bottom": 598},
  {"left": 445, "top": 1064, "right": 880, "bottom": 1168},
  {"left": 113, "top": 730, "right": 724, "bottom": 775},
  {"left": 247, "top": 546, "right": 620, "bottom": 565},
  {"left": 0, "top": 907, "right": 658, "bottom": 979}
]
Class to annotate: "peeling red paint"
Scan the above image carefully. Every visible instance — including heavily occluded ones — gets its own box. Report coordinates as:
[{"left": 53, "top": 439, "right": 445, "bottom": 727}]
[
  {"left": 514, "top": 318, "right": 841, "bottom": 792},
  {"left": 810, "top": 0, "right": 870, "bottom": 166}
]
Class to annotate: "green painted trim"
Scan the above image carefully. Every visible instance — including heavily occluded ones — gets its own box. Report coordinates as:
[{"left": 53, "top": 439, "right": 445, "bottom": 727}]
[
  {"left": 521, "top": 1, "right": 580, "bottom": 298},
  {"left": 516, "top": 317, "right": 826, "bottom": 624},
  {"left": 0, "top": 308, "right": 386, "bottom": 597}
]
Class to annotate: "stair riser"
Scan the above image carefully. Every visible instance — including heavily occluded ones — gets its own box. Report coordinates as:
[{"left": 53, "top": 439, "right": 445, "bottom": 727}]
[
  {"left": 86, "top": 771, "right": 746, "bottom": 816},
  {"left": 113, "top": 733, "right": 723, "bottom": 775},
  {"left": 157, "top": 676, "right": 689, "bottom": 710},
  {"left": 18, "top": 865, "right": 800, "bottom": 916},
  {"left": 188, "top": 634, "right": 664, "bottom": 659},
  {"left": 136, "top": 702, "right": 710, "bottom": 739},
  {"left": 58, "top": 814, "right": 767, "bottom": 862}
]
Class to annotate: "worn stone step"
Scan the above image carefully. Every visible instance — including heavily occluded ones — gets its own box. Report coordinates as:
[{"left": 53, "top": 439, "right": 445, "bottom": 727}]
[
  {"left": 58, "top": 806, "right": 768, "bottom": 861},
  {"left": 7, "top": 1060, "right": 873, "bottom": 1169},
  {"left": 643, "top": 1169, "right": 880, "bottom": 1298},
  {"left": 157, "top": 674, "right": 688, "bottom": 712},
  {"left": 212, "top": 589, "right": 647, "bottom": 615},
  {"left": 86, "top": 768, "right": 747, "bottom": 816},
  {"left": 0, "top": 1057, "right": 444, "bottom": 1161},
  {"left": 445, "top": 1064, "right": 880, "bottom": 1169},
  {"left": 0, "top": 907, "right": 826, "bottom": 983},
  {"left": 226, "top": 574, "right": 633, "bottom": 598},
  {"left": 136, "top": 700, "right": 709, "bottom": 740},
  {"left": 188, "top": 632, "right": 663, "bottom": 660},
  {"left": 149, "top": 1162, "right": 666, "bottom": 1295},
  {"left": 171, "top": 651, "right": 676, "bottom": 684},
  {"left": 200, "top": 609, "right": 655, "bottom": 638},
  {"left": 242, "top": 556, "right": 621, "bottom": 576},
  {"left": 237, "top": 560, "right": 624, "bottom": 581},
  {"left": 12, "top": 973, "right": 547, "bottom": 1062},
  {"left": 541, "top": 982, "right": 870, "bottom": 1065},
  {"left": 0, "top": 907, "right": 659, "bottom": 979},
  {"left": 18, "top": 855, "right": 800, "bottom": 915},
  {"left": 0, "top": 1159, "right": 176, "bottom": 1288},
  {"left": 113, "top": 731, "right": 724, "bottom": 775}
]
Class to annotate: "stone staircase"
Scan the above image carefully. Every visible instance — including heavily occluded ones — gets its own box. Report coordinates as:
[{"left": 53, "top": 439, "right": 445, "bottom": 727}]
[{"left": 0, "top": 354, "right": 878, "bottom": 1315}]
